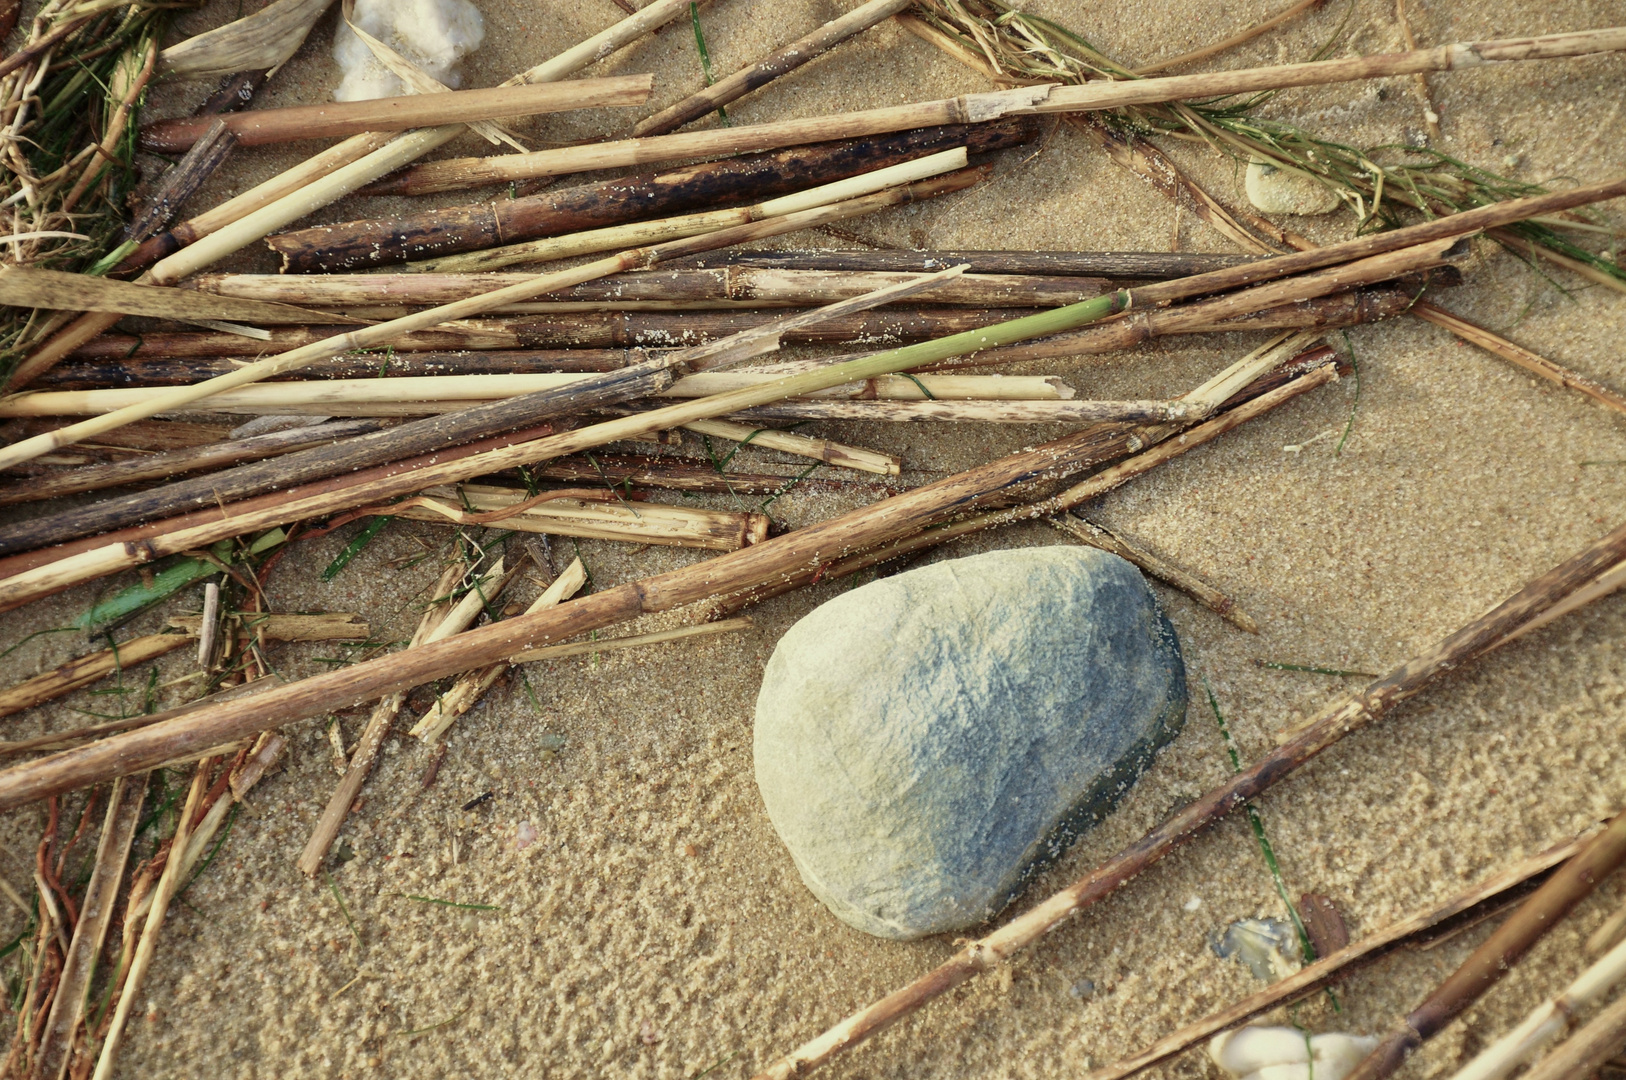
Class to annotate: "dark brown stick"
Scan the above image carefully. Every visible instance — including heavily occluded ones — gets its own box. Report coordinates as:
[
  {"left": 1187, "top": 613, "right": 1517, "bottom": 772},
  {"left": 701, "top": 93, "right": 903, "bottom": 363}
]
[
  {"left": 268, "top": 119, "right": 1039, "bottom": 272},
  {"left": 0, "top": 419, "right": 384, "bottom": 507},
  {"left": 506, "top": 455, "right": 896, "bottom": 496},
  {"left": 121, "top": 120, "right": 239, "bottom": 248},
  {"left": 192, "top": 70, "right": 270, "bottom": 117},
  {"left": 630, "top": 0, "right": 913, "bottom": 136},
  {"left": 136, "top": 76, "right": 655, "bottom": 152},
  {"left": 30, "top": 350, "right": 648, "bottom": 388},
  {"left": 1346, "top": 810, "right": 1626, "bottom": 1080}
]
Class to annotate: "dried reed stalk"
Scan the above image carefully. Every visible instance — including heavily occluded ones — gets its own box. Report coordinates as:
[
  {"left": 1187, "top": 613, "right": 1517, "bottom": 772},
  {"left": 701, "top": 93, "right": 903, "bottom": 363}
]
[
  {"left": 1517, "top": 992, "right": 1626, "bottom": 1080},
  {"left": 139, "top": 75, "right": 652, "bottom": 152},
  {"left": 33, "top": 773, "right": 145, "bottom": 1080},
  {"left": 513, "top": 454, "right": 894, "bottom": 495},
  {"left": 0, "top": 634, "right": 190, "bottom": 720},
  {"left": 0, "top": 343, "right": 1328, "bottom": 804},
  {"left": 90, "top": 762, "right": 208, "bottom": 1080},
  {"left": 747, "top": 515, "right": 1626, "bottom": 1080},
  {"left": 0, "top": 162, "right": 978, "bottom": 471},
  {"left": 11, "top": 0, "right": 699, "bottom": 388},
  {"left": 390, "top": 486, "right": 771, "bottom": 551},
  {"left": 295, "top": 556, "right": 485, "bottom": 876},
  {"left": 633, "top": 0, "right": 912, "bottom": 136},
  {"left": 667, "top": 248, "right": 1258, "bottom": 277},
  {"left": 198, "top": 267, "right": 1101, "bottom": 309},
  {"left": 721, "top": 399, "right": 1188, "bottom": 424},
  {"left": 510, "top": 617, "right": 752, "bottom": 663},
  {"left": 60, "top": 307, "right": 1021, "bottom": 359},
  {"left": 1412, "top": 301, "right": 1626, "bottom": 416},
  {"left": 0, "top": 265, "right": 963, "bottom": 558},
  {"left": 0, "top": 235, "right": 1467, "bottom": 601},
  {"left": 269, "top": 118, "right": 1038, "bottom": 272},
  {"left": 1347, "top": 809, "right": 1626, "bottom": 1080},
  {"left": 0, "top": 419, "right": 383, "bottom": 506},
  {"left": 158, "top": 0, "right": 333, "bottom": 79},
  {"left": 0, "top": 371, "right": 1068, "bottom": 417},
  {"left": 0, "top": 266, "right": 357, "bottom": 325},
  {"left": 1087, "top": 831, "right": 1589, "bottom": 1080},
  {"left": 1051, "top": 516, "right": 1259, "bottom": 632},
  {"left": 409, "top": 558, "right": 587, "bottom": 742},
  {"left": 369, "top": 27, "right": 1626, "bottom": 194},
  {"left": 680, "top": 419, "right": 900, "bottom": 475},
  {"left": 1131, "top": 0, "right": 1326, "bottom": 74}
]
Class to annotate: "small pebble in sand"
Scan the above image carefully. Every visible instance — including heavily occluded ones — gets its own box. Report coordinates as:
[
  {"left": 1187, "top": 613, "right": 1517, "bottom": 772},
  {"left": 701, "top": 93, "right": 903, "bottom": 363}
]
[
  {"left": 1210, "top": 1026, "right": 1378, "bottom": 1080},
  {"left": 1213, "top": 917, "right": 1301, "bottom": 981},
  {"left": 755, "top": 546, "right": 1187, "bottom": 940},
  {"left": 1068, "top": 978, "right": 1096, "bottom": 999},
  {"left": 1244, "top": 160, "right": 1341, "bottom": 215},
  {"left": 332, "top": 0, "right": 485, "bottom": 101}
]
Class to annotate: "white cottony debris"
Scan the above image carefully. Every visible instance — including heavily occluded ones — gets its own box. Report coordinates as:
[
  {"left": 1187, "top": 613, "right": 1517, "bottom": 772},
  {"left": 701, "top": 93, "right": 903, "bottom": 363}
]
[
  {"left": 1183, "top": 896, "right": 1203, "bottom": 911},
  {"left": 1210, "top": 1026, "right": 1379, "bottom": 1080},
  {"left": 332, "top": 0, "right": 485, "bottom": 102}
]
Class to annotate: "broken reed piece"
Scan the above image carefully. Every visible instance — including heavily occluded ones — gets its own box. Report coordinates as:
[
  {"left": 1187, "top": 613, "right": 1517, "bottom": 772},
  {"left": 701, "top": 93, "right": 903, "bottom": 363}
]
[
  {"left": 11, "top": 0, "right": 699, "bottom": 390},
  {"left": 0, "top": 419, "right": 385, "bottom": 507},
  {"left": 680, "top": 419, "right": 901, "bottom": 475},
  {"left": 121, "top": 119, "right": 239, "bottom": 250},
  {"left": 408, "top": 558, "right": 588, "bottom": 743},
  {"left": 631, "top": 0, "right": 912, "bottom": 136},
  {"left": 0, "top": 266, "right": 360, "bottom": 326},
  {"left": 746, "top": 513, "right": 1626, "bottom": 1080},
  {"left": 0, "top": 343, "right": 1333, "bottom": 803},
  {"left": 511, "top": 453, "right": 897, "bottom": 495},
  {"left": 386, "top": 486, "right": 771, "bottom": 551},
  {"left": 0, "top": 634, "right": 190, "bottom": 720},
  {"left": 1412, "top": 300, "right": 1626, "bottom": 416},
  {"left": 1516, "top": 992, "right": 1626, "bottom": 1080},
  {"left": 1050, "top": 515, "right": 1260, "bottom": 633},
  {"left": 197, "top": 265, "right": 1100, "bottom": 310},
  {"left": 1446, "top": 920, "right": 1626, "bottom": 1080},
  {"left": 0, "top": 234, "right": 1469, "bottom": 597},
  {"left": 0, "top": 613, "right": 369, "bottom": 721},
  {"left": 666, "top": 248, "right": 1261, "bottom": 277},
  {"left": 719, "top": 399, "right": 1192, "bottom": 425},
  {"left": 1088, "top": 830, "right": 1591, "bottom": 1080},
  {"left": 295, "top": 555, "right": 488, "bottom": 877},
  {"left": 267, "top": 118, "right": 1039, "bottom": 272},
  {"left": 509, "top": 617, "right": 753, "bottom": 663},
  {"left": 367, "top": 27, "right": 1626, "bottom": 194},
  {"left": 0, "top": 371, "right": 1071, "bottom": 418},
  {"left": 398, "top": 149, "right": 970, "bottom": 274},
  {"left": 32, "top": 773, "right": 146, "bottom": 1080},
  {"left": 138, "top": 75, "right": 654, "bottom": 152},
  {"left": 0, "top": 158, "right": 980, "bottom": 472},
  {"left": 90, "top": 763, "right": 208, "bottom": 1080},
  {"left": 1129, "top": 0, "right": 1327, "bottom": 74},
  {"left": 1345, "top": 809, "right": 1626, "bottom": 1080},
  {"left": 0, "top": 265, "right": 965, "bottom": 560}
]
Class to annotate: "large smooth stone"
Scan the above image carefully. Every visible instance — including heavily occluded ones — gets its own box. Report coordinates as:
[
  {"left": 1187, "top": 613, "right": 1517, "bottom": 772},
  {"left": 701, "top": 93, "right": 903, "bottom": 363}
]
[{"left": 754, "top": 546, "right": 1187, "bottom": 940}]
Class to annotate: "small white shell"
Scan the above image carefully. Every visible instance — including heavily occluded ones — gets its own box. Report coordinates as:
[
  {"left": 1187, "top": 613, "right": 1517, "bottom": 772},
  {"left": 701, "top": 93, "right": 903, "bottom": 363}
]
[{"left": 1210, "top": 1026, "right": 1379, "bottom": 1080}]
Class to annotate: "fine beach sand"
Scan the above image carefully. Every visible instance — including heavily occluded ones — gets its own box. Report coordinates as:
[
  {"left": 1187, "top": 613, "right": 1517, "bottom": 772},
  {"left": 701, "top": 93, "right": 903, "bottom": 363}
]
[{"left": 1, "top": 0, "right": 1624, "bottom": 1076}]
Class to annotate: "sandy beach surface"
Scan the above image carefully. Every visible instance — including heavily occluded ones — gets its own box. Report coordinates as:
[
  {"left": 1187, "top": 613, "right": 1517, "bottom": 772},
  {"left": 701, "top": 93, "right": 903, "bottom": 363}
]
[{"left": 1, "top": 0, "right": 1624, "bottom": 1076}]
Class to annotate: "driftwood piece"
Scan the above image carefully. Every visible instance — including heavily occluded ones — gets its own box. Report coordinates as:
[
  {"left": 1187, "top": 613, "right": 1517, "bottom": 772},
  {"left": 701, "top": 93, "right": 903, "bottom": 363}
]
[
  {"left": 631, "top": 0, "right": 913, "bottom": 136},
  {"left": 138, "top": 76, "right": 653, "bottom": 152},
  {"left": 268, "top": 118, "right": 1039, "bottom": 272}
]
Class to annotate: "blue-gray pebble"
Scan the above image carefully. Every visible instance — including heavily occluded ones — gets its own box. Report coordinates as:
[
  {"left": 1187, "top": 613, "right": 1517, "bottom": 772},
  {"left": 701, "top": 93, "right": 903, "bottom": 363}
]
[{"left": 754, "top": 545, "right": 1187, "bottom": 940}]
